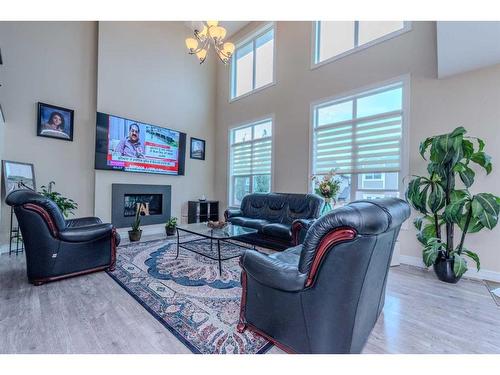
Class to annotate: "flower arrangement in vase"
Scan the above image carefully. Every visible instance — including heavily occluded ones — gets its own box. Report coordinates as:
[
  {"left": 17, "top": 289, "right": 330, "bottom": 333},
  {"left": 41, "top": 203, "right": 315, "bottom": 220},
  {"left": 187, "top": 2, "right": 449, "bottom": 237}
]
[{"left": 311, "top": 169, "right": 341, "bottom": 215}]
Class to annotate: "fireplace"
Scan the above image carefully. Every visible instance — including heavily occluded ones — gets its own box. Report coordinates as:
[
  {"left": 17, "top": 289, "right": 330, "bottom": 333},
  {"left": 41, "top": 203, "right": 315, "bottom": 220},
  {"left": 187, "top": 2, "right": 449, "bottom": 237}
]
[{"left": 112, "top": 184, "right": 171, "bottom": 228}]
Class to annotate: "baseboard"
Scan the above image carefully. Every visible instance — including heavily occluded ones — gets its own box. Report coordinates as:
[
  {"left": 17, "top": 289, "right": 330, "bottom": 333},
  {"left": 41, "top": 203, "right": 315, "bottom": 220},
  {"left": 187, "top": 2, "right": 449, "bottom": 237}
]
[{"left": 399, "top": 254, "right": 500, "bottom": 283}]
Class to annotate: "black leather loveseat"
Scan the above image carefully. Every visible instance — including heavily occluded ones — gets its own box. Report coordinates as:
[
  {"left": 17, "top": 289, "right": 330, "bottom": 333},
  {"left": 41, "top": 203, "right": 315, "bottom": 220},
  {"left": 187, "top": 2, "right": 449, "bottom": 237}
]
[
  {"left": 237, "top": 198, "right": 411, "bottom": 353},
  {"left": 224, "top": 193, "right": 323, "bottom": 250},
  {"left": 6, "top": 189, "right": 119, "bottom": 285}
]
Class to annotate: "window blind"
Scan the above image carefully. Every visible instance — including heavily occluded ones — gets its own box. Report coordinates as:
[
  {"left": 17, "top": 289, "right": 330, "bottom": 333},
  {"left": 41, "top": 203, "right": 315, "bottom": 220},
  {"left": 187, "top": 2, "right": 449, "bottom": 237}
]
[
  {"left": 313, "top": 83, "right": 403, "bottom": 175},
  {"left": 232, "top": 138, "right": 272, "bottom": 176}
]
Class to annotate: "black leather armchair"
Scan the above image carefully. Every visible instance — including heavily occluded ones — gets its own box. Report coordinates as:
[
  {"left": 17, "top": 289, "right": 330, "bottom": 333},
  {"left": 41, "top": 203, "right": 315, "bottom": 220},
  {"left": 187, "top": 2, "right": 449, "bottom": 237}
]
[
  {"left": 6, "top": 189, "right": 120, "bottom": 286},
  {"left": 224, "top": 193, "right": 323, "bottom": 250},
  {"left": 237, "top": 198, "right": 410, "bottom": 353}
]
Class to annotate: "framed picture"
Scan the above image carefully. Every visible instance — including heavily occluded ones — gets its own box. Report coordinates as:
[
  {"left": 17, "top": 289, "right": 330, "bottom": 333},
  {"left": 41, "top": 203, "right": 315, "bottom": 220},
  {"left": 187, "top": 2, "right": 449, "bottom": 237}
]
[
  {"left": 37, "top": 102, "right": 74, "bottom": 141},
  {"left": 2, "top": 160, "right": 36, "bottom": 195},
  {"left": 190, "top": 137, "right": 206, "bottom": 160}
]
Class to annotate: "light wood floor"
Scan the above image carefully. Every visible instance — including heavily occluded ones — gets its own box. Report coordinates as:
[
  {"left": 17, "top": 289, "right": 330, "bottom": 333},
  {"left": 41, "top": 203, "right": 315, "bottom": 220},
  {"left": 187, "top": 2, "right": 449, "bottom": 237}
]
[{"left": 1, "top": 242, "right": 499, "bottom": 354}]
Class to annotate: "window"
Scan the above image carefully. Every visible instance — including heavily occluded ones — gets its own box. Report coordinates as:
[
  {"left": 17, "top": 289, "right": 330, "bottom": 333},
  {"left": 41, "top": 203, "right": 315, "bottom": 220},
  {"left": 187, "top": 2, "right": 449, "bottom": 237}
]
[
  {"left": 311, "top": 80, "right": 407, "bottom": 203},
  {"left": 231, "top": 25, "right": 275, "bottom": 100},
  {"left": 314, "top": 21, "right": 409, "bottom": 65},
  {"left": 229, "top": 119, "right": 273, "bottom": 206}
]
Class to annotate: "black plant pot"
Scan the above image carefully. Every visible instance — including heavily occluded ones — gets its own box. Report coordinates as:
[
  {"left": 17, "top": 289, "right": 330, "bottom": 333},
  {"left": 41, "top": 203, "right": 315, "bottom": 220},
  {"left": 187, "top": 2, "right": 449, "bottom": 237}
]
[
  {"left": 433, "top": 257, "right": 462, "bottom": 284},
  {"left": 166, "top": 226, "right": 176, "bottom": 236},
  {"left": 128, "top": 230, "right": 142, "bottom": 242}
]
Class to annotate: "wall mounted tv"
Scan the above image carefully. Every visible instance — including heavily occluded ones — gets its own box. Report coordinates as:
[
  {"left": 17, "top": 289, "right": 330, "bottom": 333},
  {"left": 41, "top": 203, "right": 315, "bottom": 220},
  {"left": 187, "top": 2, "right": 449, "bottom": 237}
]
[{"left": 95, "top": 112, "right": 186, "bottom": 176}]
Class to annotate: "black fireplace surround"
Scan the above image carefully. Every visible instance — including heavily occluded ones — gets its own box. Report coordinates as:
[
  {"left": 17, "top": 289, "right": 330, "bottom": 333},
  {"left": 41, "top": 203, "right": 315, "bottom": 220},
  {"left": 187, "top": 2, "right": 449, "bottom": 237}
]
[{"left": 111, "top": 184, "right": 171, "bottom": 228}]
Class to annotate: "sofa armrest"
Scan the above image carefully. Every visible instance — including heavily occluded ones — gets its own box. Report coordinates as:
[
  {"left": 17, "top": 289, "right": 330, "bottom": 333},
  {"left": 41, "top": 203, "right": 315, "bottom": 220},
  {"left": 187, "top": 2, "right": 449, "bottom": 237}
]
[
  {"left": 59, "top": 223, "right": 113, "bottom": 243},
  {"left": 224, "top": 208, "right": 243, "bottom": 220},
  {"left": 292, "top": 218, "right": 316, "bottom": 245},
  {"left": 66, "top": 217, "right": 103, "bottom": 228},
  {"left": 240, "top": 250, "right": 306, "bottom": 292}
]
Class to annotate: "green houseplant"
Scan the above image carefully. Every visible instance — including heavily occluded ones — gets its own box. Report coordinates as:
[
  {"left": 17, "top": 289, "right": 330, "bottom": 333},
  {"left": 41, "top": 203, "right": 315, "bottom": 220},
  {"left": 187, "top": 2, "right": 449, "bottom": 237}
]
[
  {"left": 39, "top": 181, "right": 78, "bottom": 218},
  {"left": 406, "top": 127, "right": 500, "bottom": 283},
  {"left": 128, "top": 207, "right": 142, "bottom": 242},
  {"left": 165, "top": 217, "right": 178, "bottom": 236}
]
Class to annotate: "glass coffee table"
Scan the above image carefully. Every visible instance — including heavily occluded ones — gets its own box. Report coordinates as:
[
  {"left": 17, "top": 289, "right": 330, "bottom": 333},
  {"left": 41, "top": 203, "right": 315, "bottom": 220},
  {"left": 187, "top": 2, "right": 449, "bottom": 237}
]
[{"left": 175, "top": 223, "right": 258, "bottom": 275}]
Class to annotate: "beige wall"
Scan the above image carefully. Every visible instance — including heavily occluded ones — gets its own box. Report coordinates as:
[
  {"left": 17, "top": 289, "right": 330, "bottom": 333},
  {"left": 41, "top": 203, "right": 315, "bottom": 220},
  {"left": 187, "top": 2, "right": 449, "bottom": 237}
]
[
  {"left": 95, "top": 22, "right": 216, "bottom": 231},
  {"left": 215, "top": 21, "right": 500, "bottom": 274},
  {"left": 0, "top": 21, "right": 98, "bottom": 245}
]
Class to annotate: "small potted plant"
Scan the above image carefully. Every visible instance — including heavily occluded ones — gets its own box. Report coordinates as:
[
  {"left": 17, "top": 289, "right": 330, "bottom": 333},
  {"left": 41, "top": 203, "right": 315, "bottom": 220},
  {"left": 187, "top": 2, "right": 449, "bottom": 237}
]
[
  {"left": 311, "top": 169, "right": 341, "bottom": 215},
  {"left": 165, "top": 217, "right": 178, "bottom": 236},
  {"left": 128, "top": 208, "right": 142, "bottom": 242}
]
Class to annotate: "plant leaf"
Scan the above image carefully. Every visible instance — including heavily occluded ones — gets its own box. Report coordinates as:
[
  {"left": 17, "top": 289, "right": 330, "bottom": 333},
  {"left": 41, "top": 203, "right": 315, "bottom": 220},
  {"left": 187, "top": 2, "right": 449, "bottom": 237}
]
[
  {"left": 423, "top": 245, "right": 439, "bottom": 267},
  {"left": 413, "top": 216, "right": 423, "bottom": 231},
  {"left": 472, "top": 193, "right": 500, "bottom": 229},
  {"left": 478, "top": 138, "right": 485, "bottom": 152},
  {"left": 428, "top": 183, "right": 446, "bottom": 213},
  {"left": 471, "top": 152, "right": 493, "bottom": 174},
  {"left": 459, "top": 165, "right": 475, "bottom": 188},
  {"left": 462, "top": 139, "right": 474, "bottom": 159},
  {"left": 419, "top": 137, "right": 433, "bottom": 160},
  {"left": 417, "top": 223, "right": 437, "bottom": 245},
  {"left": 463, "top": 249, "right": 481, "bottom": 271},
  {"left": 453, "top": 255, "right": 468, "bottom": 278},
  {"left": 450, "top": 126, "right": 467, "bottom": 138}
]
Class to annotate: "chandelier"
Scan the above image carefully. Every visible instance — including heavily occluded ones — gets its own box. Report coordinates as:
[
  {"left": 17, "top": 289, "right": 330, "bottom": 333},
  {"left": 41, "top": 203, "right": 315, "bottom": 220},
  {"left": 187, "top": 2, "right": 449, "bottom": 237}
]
[{"left": 185, "top": 21, "right": 235, "bottom": 65}]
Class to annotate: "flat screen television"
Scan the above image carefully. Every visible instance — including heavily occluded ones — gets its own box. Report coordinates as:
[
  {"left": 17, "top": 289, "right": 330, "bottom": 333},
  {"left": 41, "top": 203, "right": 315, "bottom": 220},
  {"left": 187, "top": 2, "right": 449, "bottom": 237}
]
[{"left": 95, "top": 112, "right": 186, "bottom": 175}]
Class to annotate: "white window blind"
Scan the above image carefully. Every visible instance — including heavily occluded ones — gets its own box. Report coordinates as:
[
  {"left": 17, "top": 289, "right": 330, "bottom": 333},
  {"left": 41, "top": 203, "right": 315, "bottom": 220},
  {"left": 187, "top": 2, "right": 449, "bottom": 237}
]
[
  {"left": 230, "top": 119, "right": 273, "bottom": 206},
  {"left": 313, "top": 82, "right": 404, "bottom": 176}
]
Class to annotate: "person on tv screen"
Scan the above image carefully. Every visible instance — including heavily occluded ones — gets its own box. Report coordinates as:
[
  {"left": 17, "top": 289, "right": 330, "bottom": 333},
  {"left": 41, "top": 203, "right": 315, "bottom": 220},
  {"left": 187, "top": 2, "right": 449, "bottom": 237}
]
[{"left": 115, "top": 123, "right": 144, "bottom": 158}]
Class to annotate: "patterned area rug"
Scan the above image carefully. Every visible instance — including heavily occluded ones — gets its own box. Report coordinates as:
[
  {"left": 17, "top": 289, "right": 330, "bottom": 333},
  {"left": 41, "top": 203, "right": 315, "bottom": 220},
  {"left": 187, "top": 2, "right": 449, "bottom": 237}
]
[{"left": 107, "top": 237, "right": 272, "bottom": 354}]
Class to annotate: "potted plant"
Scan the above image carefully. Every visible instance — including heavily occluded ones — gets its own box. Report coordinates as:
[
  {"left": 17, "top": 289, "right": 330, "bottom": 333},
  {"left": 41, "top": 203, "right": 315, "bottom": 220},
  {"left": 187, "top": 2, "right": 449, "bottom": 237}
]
[
  {"left": 128, "top": 207, "right": 142, "bottom": 242},
  {"left": 311, "top": 169, "right": 341, "bottom": 215},
  {"left": 39, "top": 181, "right": 78, "bottom": 218},
  {"left": 406, "top": 127, "right": 500, "bottom": 283},
  {"left": 165, "top": 217, "right": 178, "bottom": 236}
]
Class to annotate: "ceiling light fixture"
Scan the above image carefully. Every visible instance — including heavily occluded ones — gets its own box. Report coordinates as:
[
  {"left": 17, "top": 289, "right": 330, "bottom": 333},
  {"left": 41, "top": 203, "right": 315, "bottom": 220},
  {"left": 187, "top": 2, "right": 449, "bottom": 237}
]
[{"left": 185, "top": 21, "right": 235, "bottom": 65}]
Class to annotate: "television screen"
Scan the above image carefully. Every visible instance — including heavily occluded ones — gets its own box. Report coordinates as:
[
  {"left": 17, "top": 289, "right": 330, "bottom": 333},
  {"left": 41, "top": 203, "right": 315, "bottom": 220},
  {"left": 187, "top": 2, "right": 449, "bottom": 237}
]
[{"left": 95, "top": 112, "right": 186, "bottom": 175}]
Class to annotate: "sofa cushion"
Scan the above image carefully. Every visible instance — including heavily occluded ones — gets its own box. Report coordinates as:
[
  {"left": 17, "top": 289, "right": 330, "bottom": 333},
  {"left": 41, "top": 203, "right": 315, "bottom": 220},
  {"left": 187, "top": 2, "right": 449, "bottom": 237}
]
[
  {"left": 262, "top": 223, "right": 292, "bottom": 240},
  {"left": 230, "top": 217, "right": 270, "bottom": 231}
]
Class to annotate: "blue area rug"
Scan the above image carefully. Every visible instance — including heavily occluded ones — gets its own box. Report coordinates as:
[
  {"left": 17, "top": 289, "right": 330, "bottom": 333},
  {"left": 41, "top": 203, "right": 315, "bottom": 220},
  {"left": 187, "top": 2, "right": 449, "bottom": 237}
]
[{"left": 107, "top": 237, "right": 272, "bottom": 354}]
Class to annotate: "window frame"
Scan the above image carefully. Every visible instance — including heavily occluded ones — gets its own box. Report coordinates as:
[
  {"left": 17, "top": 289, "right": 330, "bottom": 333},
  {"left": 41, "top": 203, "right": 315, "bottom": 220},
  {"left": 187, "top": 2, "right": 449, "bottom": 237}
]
[
  {"left": 311, "top": 21, "right": 412, "bottom": 69},
  {"left": 308, "top": 75, "right": 410, "bottom": 203},
  {"left": 229, "top": 22, "right": 277, "bottom": 102},
  {"left": 228, "top": 115, "right": 275, "bottom": 207}
]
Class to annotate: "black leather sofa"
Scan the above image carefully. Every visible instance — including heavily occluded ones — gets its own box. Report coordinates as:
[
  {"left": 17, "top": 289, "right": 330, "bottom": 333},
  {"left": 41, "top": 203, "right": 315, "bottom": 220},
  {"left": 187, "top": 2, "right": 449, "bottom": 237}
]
[
  {"left": 224, "top": 192, "right": 323, "bottom": 250},
  {"left": 237, "top": 198, "right": 410, "bottom": 353},
  {"left": 6, "top": 189, "right": 120, "bottom": 285}
]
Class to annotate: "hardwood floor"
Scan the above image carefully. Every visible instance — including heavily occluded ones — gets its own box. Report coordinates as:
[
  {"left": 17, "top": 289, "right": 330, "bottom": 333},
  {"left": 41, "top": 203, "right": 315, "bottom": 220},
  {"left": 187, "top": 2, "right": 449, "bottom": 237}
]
[{"left": 1, "top": 245, "right": 499, "bottom": 354}]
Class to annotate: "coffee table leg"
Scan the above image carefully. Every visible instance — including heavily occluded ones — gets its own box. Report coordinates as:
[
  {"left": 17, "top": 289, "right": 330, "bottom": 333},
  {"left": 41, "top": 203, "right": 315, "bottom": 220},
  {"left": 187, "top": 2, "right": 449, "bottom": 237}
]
[
  {"left": 217, "top": 239, "right": 222, "bottom": 276},
  {"left": 175, "top": 227, "right": 180, "bottom": 259}
]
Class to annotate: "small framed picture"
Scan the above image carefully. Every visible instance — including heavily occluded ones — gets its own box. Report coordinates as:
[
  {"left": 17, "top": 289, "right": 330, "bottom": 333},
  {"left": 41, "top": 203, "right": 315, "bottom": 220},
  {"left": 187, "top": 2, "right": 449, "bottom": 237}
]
[
  {"left": 190, "top": 137, "right": 206, "bottom": 160},
  {"left": 2, "top": 160, "right": 36, "bottom": 195},
  {"left": 37, "top": 102, "right": 74, "bottom": 141}
]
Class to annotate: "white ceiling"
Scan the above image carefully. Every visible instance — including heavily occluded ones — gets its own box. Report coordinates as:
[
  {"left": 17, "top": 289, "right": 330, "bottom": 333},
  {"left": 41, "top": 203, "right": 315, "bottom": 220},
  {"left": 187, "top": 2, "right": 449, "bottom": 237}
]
[
  {"left": 184, "top": 21, "right": 250, "bottom": 37},
  {"left": 437, "top": 21, "right": 500, "bottom": 78}
]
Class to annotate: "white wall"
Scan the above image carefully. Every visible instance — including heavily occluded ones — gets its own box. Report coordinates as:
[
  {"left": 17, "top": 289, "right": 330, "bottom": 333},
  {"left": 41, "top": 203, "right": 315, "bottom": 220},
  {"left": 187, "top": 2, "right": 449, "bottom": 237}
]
[
  {"left": 214, "top": 21, "right": 500, "bottom": 274},
  {"left": 95, "top": 22, "right": 216, "bottom": 232},
  {"left": 0, "top": 22, "right": 98, "bottom": 245}
]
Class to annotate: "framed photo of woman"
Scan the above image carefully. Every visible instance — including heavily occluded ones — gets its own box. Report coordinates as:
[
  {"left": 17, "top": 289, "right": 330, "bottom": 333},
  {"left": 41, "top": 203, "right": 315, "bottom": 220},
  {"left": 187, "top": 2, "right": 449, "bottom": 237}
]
[{"left": 37, "top": 102, "right": 74, "bottom": 141}]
